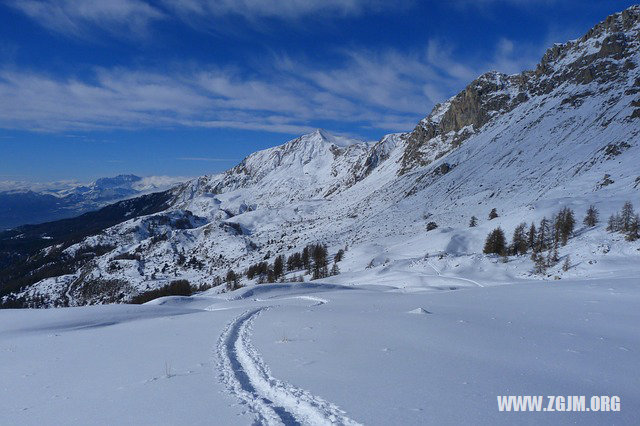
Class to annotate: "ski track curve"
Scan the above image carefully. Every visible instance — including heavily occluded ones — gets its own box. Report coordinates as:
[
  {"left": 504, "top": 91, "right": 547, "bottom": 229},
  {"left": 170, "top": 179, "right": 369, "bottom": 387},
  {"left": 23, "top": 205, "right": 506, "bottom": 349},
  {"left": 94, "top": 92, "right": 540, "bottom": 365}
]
[
  {"left": 426, "top": 260, "right": 484, "bottom": 288},
  {"left": 217, "top": 304, "right": 360, "bottom": 426}
]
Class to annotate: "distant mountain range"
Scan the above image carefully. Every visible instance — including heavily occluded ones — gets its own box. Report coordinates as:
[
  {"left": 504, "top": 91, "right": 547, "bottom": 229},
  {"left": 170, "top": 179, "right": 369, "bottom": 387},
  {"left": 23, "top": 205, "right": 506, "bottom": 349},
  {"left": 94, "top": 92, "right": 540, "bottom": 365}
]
[
  {"left": 1, "top": 5, "right": 639, "bottom": 308},
  {"left": 0, "top": 175, "right": 187, "bottom": 230}
]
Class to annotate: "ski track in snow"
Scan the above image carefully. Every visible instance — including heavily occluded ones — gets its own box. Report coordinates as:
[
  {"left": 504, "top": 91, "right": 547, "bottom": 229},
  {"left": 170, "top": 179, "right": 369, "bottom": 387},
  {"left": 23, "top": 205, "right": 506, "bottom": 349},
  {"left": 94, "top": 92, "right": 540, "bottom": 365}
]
[
  {"left": 216, "top": 300, "right": 360, "bottom": 426},
  {"left": 426, "top": 260, "right": 484, "bottom": 288},
  {"left": 254, "top": 295, "right": 329, "bottom": 306}
]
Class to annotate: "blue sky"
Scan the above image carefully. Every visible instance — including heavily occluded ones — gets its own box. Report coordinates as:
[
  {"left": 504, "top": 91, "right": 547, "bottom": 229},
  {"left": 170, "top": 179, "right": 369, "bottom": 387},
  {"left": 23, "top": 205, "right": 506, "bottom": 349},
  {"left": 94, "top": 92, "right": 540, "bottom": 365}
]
[{"left": 0, "top": 0, "right": 635, "bottom": 183}]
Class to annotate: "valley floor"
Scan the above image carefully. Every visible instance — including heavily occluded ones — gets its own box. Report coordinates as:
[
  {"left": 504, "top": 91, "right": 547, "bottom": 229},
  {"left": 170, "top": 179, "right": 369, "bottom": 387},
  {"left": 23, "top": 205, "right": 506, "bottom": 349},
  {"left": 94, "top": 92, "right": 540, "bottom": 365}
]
[{"left": 1, "top": 277, "right": 638, "bottom": 425}]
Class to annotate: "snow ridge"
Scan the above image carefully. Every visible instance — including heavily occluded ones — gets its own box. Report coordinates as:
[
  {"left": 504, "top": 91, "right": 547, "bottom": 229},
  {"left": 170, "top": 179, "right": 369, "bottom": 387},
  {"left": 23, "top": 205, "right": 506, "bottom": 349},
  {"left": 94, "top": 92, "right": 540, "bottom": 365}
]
[{"left": 217, "top": 306, "right": 360, "bottom": 425}]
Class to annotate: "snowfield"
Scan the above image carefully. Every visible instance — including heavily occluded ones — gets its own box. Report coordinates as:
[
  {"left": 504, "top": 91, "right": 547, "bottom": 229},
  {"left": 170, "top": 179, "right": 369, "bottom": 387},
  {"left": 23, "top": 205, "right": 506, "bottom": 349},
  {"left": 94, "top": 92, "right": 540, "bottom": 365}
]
[
  {"left": 1, "top": 277, "right": 638, "bottom": 425},
  {"left": 1, "top": 6, "right": 640, "bottom": 425}
]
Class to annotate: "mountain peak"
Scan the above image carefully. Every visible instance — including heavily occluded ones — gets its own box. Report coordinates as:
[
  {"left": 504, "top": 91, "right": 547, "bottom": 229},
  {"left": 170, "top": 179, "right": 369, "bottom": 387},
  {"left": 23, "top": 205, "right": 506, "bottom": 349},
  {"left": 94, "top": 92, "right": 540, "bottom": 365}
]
[
  {"left": 93, "top": 174, "right": 141, "bottom": 190},
  {"left": 312, "top": 128, "right": 330, "bottom": 138},
  {"left": 400, "top": 4, "right": 640, "bottom": 175},
  {"left": 303, "top": 128, "right": 363, "bottom": 148}
]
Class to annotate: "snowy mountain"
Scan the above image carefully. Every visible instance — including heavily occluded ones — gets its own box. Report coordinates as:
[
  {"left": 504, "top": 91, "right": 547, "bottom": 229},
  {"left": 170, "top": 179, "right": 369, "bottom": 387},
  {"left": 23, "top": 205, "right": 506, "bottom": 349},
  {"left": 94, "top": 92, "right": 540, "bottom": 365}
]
[
  {"left": 0, "top": 174, "right": 187, "bottom": 230},
  {"left": 2, "top": 6, "right": 640, "bottom": 308}
]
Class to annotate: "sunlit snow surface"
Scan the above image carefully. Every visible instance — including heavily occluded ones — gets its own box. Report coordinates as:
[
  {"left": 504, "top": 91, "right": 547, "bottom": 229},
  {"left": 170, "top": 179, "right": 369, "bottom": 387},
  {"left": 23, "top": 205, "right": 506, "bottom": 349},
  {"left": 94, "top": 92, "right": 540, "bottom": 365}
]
[{"left": 1, "top": 278, "right": 638, "bottom": 425}]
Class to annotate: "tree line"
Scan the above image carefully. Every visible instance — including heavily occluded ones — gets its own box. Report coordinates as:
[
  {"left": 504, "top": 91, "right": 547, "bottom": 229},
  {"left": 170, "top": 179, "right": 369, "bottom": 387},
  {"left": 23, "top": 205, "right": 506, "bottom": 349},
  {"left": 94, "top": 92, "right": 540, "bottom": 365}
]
[
  {"left": 481, "top": 201, "right": 639, "bottom": 274},
  {"left": 606, "top": 201, "right": 639, "bottom": 241},
  {"left": 483, "top": 206, "right": 578, "bottom": 274},
  {"left": 225, "top": 243, "right": 345, "bottom": 291}
]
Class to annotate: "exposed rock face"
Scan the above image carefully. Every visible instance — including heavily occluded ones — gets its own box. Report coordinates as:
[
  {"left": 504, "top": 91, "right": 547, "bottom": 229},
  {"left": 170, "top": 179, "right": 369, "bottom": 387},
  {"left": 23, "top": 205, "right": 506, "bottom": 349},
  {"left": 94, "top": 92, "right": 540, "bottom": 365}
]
[
  {"left": 400, "top": 5, "right": 640, "bottom": 174},
  {"left": 400, "top": 72, "right": 529, "bottom": 174}
]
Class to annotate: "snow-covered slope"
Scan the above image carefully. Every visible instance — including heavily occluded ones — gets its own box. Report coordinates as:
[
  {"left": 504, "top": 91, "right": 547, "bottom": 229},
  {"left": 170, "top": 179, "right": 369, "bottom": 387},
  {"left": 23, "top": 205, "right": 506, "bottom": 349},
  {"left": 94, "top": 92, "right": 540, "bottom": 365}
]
[
  {"left": 171, "top": 129, "right": 393, "bottom": 211},
  {"left": 1, "top": 278, "right": 638, "bottom": 424},
  {"left": 2, "top": 6, "right": 640, "bottom": 307}
]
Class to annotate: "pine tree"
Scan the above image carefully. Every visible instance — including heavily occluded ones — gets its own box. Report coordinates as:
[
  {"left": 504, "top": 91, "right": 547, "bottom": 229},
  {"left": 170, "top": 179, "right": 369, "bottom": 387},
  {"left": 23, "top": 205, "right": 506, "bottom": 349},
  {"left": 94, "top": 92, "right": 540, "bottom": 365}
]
[
  {"left": 607, "top": 214, "right": 622, "bottom": 232},
  {"left": 488, "top": 208, "right": 499, "bottom": 220},
  {"left": 562, "top": 256, "right": 571, "bottom": 272},
  {"left": 312, "top": 244, "right": 329, "bottom": 279},
  {"left": 483, "top": 227, "right": 507, "bottom": 255},
  {"left": 273, "top": 255, "right": 284, "bottom": 280},
  {"left": 334, "top": 249, "right": 345, "bottom": 263},
  {"left": 536, "top": 217, "right": 551, "bottom": 252},
  {"left": 545, "top": 248, "right": 554, "bottom": 268},
  {"left": 533, "top": 252, "right": 547, "bottom": 274},
  {"left": 469, "top": 216, "right": 478, "bottom": 227},
  {"left": 555, "top": 207, "right": 575, "bottom": 246},
  {"left": 330, "top": 262, "right": 340, "bottom": 276},
  {"left": 511, "top": 223, "right": 528, "bottom": 255},
  {"left": 626, "top": 214, "right": 640, "bottom": 241},
  {"left": 302, "top": 246, "right": 310, "bottom": 271},
  {"left": 287, "top": 252, "right": 303, "bottom": 271},
  {"left": 527, "top": 222, "right": 537, "bottom": 250},
  {"left": 621, "top": 201, "right": 635, "bottom": 232},
  {"left": 530, "top": 248, "right": 539, "bottom": 261},
  {"left": 550, "top": 243, "right": 560, "bottom": 265},
  {"left": 226, "top": 269, "right": 239, "bottom": 290},
  {"left": 583, "top": 205, "right": 599, "bottom": 227}
]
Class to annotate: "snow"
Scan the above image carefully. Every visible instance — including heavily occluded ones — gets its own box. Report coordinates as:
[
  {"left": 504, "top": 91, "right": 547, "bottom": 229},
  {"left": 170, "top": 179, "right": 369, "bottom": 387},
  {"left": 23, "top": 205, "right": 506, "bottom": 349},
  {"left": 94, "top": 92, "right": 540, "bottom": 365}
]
[
  {"left": 1, "top": 278, "right": 638, "bottom": 424},
  {"left": 0, "top": 175, "right": 187, "bottom": 197},
  {"left": 1, "top": 7, "right": 639, "bottom": 422}
]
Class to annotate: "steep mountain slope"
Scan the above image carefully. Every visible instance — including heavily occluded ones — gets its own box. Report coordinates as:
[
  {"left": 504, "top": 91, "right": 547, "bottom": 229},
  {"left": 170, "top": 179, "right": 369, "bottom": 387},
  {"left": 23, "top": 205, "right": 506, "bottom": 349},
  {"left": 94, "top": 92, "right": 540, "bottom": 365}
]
[
  {"left": 2, "top": 6, "right": 639, "bottom": 308},
  {"left": 0, "top": 175, "right": 186, "bottom": 230},
  {"left": 170, "top": 129, "right": 395, "bottom": 213},
  {"left": 402, "top": 5, "right": 640, "bottom": 173}
]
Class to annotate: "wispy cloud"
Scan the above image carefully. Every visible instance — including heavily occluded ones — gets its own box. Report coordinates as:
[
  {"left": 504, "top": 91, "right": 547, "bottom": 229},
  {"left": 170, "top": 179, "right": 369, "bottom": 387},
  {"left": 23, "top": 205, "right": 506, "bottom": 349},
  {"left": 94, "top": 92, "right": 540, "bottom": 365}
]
[
  {"left": 0, "top": 37, "right": 543, "bottom": 135},
  {"left": 160, "top": 0, "right": 390, "bottom": 20},
  {"left": 8, "top": 0, "right": 165, "bottom": 39},
  {"left": 8, "top": 0, "right": 398, "bottom": 38}
]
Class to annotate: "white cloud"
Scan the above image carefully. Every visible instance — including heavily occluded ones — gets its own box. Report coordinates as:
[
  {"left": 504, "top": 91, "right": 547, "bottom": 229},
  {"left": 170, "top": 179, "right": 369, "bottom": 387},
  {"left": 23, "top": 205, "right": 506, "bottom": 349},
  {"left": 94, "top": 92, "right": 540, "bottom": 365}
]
[
  {"left": 8, "top": 0, "right": 165, "bottom": 39},
  {"left": 9, "top": 0, "right": 399, "bottom": 38},
  {"left": 0, "top": 36, "right": 544, "bottom": 135},
  {"left": 160, "top": 0, "right": 391, "bottom": 20}
]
